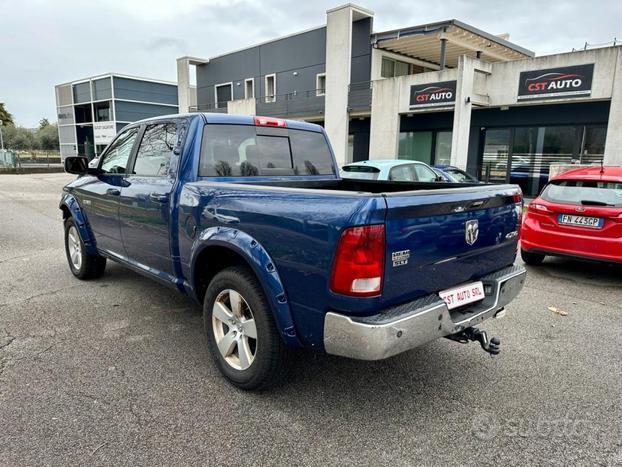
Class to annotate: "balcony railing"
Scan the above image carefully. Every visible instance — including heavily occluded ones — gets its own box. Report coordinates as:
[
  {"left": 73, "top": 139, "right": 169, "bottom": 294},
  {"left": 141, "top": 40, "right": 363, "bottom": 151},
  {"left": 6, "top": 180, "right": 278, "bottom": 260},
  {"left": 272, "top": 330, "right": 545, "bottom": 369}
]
[
  {"left": 255, "top": 89, "right": 325, "bottom": 118},
  {"left": 195, "top": 83, "right": 372, "bottom": 117}
]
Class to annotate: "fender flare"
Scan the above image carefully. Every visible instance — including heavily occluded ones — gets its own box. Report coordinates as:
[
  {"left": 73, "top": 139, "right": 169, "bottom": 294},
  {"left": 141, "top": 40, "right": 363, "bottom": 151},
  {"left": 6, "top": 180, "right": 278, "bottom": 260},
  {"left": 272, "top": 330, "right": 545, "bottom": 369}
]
[
  {"left": 190, "top": 226, "right": 301, "bottom": 347},
  {"left": 59, "top": 193, "right": 98, "bottom": 256}
]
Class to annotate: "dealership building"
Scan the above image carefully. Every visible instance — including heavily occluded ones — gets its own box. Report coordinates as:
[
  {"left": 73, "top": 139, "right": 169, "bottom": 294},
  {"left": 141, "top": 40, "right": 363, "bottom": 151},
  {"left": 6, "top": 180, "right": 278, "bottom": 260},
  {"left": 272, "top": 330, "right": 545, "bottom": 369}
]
[
  {"left": 176, "top": 3, "right": 622, "bottom": 196},
  {"left": 55, "top": 74, "right": 179, "bottom": 159}
]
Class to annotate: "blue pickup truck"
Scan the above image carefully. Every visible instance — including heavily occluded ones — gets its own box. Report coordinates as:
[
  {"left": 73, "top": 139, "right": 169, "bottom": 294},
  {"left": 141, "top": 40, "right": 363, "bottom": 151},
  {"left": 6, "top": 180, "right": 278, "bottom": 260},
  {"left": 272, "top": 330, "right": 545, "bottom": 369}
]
[{"left": 61, "top": 113, "right": 526, "bottom": 389}]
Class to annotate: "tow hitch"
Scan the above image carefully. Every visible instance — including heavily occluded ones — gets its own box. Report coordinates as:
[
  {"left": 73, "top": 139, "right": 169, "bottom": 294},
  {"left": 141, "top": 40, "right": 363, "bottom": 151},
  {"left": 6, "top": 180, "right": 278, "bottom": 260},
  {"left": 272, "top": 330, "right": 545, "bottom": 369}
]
[{"left": 446, "top": 327, "right": 501, "bottom": 356}]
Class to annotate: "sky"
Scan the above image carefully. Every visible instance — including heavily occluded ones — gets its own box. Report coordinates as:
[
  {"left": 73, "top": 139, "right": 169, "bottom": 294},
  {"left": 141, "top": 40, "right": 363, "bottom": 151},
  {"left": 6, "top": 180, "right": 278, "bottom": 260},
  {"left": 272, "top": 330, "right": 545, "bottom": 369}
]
[{"left": 1, "top": 0, "right": 620, "bottom": 127}]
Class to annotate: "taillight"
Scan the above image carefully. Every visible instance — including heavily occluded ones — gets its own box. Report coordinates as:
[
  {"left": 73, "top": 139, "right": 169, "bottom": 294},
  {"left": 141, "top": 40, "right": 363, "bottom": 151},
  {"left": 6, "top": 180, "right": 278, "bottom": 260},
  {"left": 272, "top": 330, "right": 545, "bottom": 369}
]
[
  {"left": 530, "top": 203, "right": 550, "bottom": 212},
  {"left": 330, "top": 224, "right": 385, "bottom": 297},
  {"left": 254, "top": 116, "right": 287, "bottom": 127}
]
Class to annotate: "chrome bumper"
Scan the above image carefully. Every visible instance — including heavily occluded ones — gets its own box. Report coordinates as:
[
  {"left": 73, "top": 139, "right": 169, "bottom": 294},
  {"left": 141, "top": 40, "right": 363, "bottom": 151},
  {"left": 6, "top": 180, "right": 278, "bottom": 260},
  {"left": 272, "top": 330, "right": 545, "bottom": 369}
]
[{"left": 323, "top": 265, "right": 526, "bottom": 360}]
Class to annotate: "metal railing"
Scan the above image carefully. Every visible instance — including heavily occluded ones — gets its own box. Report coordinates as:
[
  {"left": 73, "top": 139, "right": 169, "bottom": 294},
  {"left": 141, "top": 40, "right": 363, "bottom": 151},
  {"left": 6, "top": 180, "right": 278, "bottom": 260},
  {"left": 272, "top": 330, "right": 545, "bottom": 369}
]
[
  {"left": 0, "top": 150, "right": 63, "bottom": 173},
  {"left": 255, "top": 89, "right": 325, "bottom": 118}
]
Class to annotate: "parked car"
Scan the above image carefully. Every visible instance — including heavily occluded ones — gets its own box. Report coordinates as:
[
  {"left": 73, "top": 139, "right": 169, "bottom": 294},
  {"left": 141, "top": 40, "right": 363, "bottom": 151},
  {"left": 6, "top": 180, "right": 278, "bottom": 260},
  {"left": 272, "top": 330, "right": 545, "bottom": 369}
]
[
  {"left": 434, "top": 164, "right": 481, "bottom": 183},
  {"left": 341, "top": 159, "right": 445, "bottom": 182},
  {"left": 61, "top": 113, "right": 525, "bottom": 389},
  {"left": 521, "top": 166, "right": 622, "bottom": 265}
]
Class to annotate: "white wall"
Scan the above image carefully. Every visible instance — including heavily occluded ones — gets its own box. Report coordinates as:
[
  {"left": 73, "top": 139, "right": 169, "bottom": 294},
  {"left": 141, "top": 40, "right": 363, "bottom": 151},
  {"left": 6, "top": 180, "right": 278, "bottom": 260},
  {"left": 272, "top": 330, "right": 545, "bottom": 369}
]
[
  {"left": 227, "top": 98, "right": 256, "bottom": 116},
  {"left": 604, "top": 47, "right": 622, "bottom": 164},
  {"left": 368, "top": 46, "right": 622, "bottom": 166}
]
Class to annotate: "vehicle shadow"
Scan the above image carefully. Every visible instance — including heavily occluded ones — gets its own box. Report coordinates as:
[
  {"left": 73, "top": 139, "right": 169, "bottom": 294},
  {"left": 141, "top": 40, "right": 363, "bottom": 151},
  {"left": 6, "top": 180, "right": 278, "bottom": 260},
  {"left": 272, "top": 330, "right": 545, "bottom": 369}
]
[{"left": 524, "top": 256, "right": 622, "bottom": 288}]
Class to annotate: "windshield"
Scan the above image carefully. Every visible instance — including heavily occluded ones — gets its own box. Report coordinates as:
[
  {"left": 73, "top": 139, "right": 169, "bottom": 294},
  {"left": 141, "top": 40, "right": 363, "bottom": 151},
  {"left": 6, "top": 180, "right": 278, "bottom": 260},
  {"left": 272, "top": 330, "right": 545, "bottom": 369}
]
[
  {"left": 446, "top": 168, "right": 477, "bottom": 183},
  {"left": 541, "top": 179, "right": 622, "bottom": 207},
  {"left": 341, "top": 165, "right": 380, "bottom": 180}
]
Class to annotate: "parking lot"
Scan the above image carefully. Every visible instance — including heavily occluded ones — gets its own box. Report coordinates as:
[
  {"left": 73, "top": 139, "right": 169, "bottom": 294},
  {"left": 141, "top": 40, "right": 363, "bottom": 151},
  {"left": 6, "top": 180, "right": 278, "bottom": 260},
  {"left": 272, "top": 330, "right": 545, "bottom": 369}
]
[{"left": 1, "top": 173, "right": 621, "bottom": 465}]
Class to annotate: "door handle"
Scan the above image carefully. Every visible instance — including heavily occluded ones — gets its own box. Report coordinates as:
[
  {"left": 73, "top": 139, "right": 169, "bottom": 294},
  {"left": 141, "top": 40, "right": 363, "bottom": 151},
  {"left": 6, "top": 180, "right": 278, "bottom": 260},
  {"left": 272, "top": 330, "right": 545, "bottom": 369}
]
[
  {"left": 149, "top": 192, "right": 169, "bottom": 203},
  {"left": 106, "top": 188, "right": 121, "bottom": 196}
]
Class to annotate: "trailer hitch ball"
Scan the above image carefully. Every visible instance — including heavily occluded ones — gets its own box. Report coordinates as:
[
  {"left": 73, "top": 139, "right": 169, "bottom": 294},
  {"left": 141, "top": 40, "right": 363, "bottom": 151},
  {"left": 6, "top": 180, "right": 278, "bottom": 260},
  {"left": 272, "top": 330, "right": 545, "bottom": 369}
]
[{"left": 446, "top": 327, "right": 501, "bottom": 356}]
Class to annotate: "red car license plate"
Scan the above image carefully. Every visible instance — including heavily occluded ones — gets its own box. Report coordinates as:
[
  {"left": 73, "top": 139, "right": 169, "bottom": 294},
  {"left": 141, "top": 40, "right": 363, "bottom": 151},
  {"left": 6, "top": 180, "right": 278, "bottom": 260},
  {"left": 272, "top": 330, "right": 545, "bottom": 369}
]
[{"left": 439, "top": 281, "right": 485, "bottom": 310}]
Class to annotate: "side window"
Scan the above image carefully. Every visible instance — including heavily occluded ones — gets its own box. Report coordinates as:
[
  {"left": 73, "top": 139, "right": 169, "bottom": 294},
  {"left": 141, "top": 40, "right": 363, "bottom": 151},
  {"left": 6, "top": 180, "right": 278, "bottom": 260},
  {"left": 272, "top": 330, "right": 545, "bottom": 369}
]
[
  {"left": 133, "top": 123, "right": 177, "bottom": 176},
  {"left": 100, "top": 128, "right": 138, "bottom": 174},
  {"left": 414, "top": 164, "right": 438, "bottom": 182},
  {"left": 389, "top": 165, "right": 417, "bottom": 182}
]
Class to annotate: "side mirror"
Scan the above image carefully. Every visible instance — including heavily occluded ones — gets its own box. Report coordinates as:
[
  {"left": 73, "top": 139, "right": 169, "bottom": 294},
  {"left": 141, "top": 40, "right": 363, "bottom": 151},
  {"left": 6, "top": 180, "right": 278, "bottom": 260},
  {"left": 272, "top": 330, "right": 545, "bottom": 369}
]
[{"left": 64, "top": 156, "right": 89, "bottom": 175}]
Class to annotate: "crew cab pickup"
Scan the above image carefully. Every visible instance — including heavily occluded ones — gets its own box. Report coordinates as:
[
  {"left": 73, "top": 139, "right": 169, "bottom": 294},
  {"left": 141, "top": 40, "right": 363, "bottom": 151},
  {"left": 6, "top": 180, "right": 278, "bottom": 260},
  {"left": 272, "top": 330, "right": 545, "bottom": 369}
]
[{"left": 61, "top": 113, "right": 526, "bottom": 389}]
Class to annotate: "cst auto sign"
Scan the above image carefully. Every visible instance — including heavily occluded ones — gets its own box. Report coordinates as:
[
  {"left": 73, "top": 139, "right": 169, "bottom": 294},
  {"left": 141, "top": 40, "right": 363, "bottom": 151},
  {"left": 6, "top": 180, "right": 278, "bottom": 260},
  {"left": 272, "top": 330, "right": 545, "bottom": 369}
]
[
  {"left": 517, "top": 64, "right": 594, "bottom": 100},
  {"left": 409, "top": 81, "right": 457, "bottom": 108}
]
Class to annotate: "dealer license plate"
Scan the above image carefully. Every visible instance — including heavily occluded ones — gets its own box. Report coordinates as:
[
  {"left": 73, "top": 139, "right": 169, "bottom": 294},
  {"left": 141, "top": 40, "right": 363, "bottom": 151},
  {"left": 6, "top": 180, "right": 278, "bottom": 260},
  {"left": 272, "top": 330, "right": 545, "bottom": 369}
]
[
  {"left": 558, "top": 214, "right": 604, "bottom": 229},
  {"left": 439, "top": 281, "right": 485, "bottom": 310}
]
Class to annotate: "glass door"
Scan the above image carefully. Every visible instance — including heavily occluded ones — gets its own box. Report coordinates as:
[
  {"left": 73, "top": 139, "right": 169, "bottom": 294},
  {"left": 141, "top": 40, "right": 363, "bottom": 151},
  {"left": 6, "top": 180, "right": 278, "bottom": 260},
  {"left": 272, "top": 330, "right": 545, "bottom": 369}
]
[{"left": 481, "top": 129, "right": 512, "bottom": 183}]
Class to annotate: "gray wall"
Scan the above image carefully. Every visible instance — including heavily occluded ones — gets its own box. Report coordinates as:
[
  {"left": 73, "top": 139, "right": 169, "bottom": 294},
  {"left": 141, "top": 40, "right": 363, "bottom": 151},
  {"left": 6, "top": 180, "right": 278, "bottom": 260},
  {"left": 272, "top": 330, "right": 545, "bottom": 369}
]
[
  {"left": 197, "top": 27, "right": 327, "bottom": 108},
  {"left": 92, "top": 78, "right": 112, "bottom": 100},
  {"left": 73, "top": 82, "right": 91, "bottom": 103},
  {"left": 350, "top": 17, "right": 372, "bottom": 84},
  {"left": 114, "top": 100, "right": 178, "bottom": 122},
  {"left": 113, "top": 77, "right": 178, "bottom": 105}
]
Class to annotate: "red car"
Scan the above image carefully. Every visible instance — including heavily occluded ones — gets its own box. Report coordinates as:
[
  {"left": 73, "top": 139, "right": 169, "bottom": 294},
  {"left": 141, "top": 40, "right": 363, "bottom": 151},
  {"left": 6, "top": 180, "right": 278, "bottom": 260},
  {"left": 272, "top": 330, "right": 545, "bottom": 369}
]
[{"left": 521, "top": 166, "right": 622, "bottom": 265}]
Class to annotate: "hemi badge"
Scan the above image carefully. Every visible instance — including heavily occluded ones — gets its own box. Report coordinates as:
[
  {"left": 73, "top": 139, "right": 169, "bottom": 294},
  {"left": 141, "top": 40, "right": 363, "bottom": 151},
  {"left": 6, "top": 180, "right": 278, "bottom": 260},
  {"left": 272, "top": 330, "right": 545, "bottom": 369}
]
[{"left": 392, "top": 250, "right": 410, "bottom": 267}]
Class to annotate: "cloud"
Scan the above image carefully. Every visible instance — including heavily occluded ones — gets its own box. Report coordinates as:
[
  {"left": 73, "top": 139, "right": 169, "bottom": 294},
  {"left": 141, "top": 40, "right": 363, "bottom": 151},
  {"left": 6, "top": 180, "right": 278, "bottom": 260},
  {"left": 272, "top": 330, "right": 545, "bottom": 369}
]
[{"left": 0, "top": 0, "right": 620, "bottom": 126}]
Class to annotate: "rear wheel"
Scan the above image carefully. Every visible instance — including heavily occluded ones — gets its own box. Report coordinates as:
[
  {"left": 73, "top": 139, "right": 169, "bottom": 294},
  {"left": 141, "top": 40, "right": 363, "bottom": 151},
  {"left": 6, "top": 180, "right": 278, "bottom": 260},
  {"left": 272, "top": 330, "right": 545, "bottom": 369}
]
[
  {"left": 521, "top": 249, "right": 545, "bottom": 266},
  {"left": 203, "top": 266, "right": 290, "bottom": 390},
  {"left": 64, "top": 218, "right": 106, "bottom": 279}
]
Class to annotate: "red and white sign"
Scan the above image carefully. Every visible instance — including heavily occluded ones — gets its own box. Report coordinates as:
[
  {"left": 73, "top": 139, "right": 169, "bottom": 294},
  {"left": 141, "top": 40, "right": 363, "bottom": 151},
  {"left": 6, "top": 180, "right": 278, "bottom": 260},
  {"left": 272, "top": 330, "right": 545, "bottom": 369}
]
[{"left": 439, "top": 281, "right": 485, "bottom": 310}]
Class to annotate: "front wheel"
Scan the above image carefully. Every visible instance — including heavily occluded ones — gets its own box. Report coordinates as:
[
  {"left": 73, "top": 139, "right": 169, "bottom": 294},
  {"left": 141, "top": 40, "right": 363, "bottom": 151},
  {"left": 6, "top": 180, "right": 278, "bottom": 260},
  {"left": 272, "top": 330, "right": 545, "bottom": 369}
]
[
  {"left": 64, "top": 218, "right": 106, "bottom": 279},
  {"left": 203, "top": 266, "right": 291, "bottom": 390},
  {"left": 521, "top": 248, "right": 545, "bottom": 266}
]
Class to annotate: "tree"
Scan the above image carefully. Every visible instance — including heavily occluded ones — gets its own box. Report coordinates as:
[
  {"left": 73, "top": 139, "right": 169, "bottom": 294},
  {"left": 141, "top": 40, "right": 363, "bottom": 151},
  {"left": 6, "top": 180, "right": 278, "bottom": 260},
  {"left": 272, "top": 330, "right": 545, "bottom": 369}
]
[
  {"left": 39, "top": 118, "right": 50, "bottom": 129},
  {"left": 2, "top": 126, "right": 37, "bottom": 150},
  {"left": 0, "top": 103, "right": 14, "bottom": 127},
  {"left": 37, "top": 123, "right": 59, "bottom": 150}
]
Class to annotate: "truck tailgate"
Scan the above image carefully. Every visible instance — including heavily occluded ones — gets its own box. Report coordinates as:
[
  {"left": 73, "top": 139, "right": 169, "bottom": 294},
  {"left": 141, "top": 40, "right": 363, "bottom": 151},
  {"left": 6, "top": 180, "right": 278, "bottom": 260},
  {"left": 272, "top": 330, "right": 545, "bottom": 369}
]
[{"left": 382, "top": 185, "right": 522, "bottom": 304}]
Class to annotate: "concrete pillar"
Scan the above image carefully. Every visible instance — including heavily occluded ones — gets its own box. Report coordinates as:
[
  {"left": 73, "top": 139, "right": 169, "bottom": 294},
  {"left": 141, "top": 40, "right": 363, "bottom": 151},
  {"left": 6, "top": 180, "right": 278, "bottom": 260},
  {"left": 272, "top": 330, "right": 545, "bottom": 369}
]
[
  {"left": 228, "top": 98, "right": 256, "bottom": 116},
  {"left": 368, "top": 78, "right": 400, "bottom": 158},
  {"left": 450, "top": 56, "right": 475, "bottom": 170},
  {"left": 176, "top": 57, "right": 191, "bottom": 113},
  {"left": 604, "top": 47, "right": 622, "bottom": 164},
  {"left": 325, "top": 4, "right": 373, "bottom": 167},
  {"left": 176, "top": 56, "right": 207, "bottom": 113}
]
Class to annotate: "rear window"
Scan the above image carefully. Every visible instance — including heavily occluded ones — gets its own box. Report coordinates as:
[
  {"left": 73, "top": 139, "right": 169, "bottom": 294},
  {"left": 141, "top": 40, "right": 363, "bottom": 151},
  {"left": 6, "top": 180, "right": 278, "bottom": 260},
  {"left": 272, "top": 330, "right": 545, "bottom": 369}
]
[
  {"left": 199, "top": 124, "right": 335, "bottom": 177},
  {"left": 341, "top": 165, "right": 380, "bottom": 180},
  {"left": 541, "top": 179, "right": 622, "bottom": 207}
]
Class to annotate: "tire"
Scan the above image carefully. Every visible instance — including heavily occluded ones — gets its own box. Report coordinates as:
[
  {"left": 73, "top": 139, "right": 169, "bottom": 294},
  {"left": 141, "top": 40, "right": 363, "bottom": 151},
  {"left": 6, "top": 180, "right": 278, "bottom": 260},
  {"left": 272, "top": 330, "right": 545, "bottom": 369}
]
[
  {"left": 203, "top": 266, "right": 291, "bottom": 390},
  {"left": 64, "top": 218, "right": 107, "bottom": 280},
  {"left": 521, "top": 248, "right": 545, "bottom": 266}
]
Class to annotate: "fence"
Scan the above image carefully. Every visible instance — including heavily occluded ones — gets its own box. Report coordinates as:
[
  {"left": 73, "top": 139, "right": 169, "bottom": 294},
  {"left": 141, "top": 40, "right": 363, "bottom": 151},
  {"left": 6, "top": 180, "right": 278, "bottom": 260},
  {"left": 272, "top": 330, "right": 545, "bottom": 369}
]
[{"left": 0, "top": 150, "right": 63, "bottom": 173}]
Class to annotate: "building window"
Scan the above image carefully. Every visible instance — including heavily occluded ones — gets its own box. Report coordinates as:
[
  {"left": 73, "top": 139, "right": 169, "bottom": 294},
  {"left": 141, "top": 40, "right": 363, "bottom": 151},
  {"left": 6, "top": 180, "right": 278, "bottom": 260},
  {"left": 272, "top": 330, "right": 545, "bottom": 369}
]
[
  {"left": 214, "top": 83, "right": 233, "bottom": 109},
  {"left": 265, "top": 74, "right": 276, "bottom": 103},
  {"left": 381, "top": 57, "right": 414, "bottom": 78},
  {"left": 244, "top": 78, "right": 254, "bottom": 99},
  {"left": 316, "top": 73, "right": 326, "bottom": 96},
  {"left": 398, "top": 130, "right": 452, "bottom": 165}
]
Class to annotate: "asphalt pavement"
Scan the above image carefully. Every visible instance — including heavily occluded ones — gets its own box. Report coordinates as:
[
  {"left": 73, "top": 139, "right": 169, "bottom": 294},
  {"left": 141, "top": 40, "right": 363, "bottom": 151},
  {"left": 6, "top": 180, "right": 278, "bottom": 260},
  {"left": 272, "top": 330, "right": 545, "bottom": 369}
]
[{"left": 1, "top": 173, "right": 621, "bottom": 466}]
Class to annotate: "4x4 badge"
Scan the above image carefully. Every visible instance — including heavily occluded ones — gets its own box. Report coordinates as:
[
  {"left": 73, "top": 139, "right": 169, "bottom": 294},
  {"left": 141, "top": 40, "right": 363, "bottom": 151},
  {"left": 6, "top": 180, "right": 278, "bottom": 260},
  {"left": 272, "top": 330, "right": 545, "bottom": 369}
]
[{"left": 465, "top": 219, "right": 479, "bottom": 246}]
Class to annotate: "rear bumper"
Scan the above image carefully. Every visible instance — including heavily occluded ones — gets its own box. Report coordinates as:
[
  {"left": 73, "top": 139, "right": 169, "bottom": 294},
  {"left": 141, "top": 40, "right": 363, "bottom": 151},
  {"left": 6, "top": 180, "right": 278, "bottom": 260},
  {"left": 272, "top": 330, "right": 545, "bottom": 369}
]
[{"left": 323, "top": 264, "right": 526, "bottom": 360}]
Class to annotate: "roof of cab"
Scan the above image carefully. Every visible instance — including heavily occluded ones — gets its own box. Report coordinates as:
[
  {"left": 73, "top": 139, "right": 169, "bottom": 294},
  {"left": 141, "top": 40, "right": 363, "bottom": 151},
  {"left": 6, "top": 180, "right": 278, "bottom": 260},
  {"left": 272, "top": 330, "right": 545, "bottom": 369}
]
[
  {"left": 552, "top": 166, "right": 622, "bottom": 182},
  {"left": 132, "top": 112, "right": 323, "bottom": 132}
]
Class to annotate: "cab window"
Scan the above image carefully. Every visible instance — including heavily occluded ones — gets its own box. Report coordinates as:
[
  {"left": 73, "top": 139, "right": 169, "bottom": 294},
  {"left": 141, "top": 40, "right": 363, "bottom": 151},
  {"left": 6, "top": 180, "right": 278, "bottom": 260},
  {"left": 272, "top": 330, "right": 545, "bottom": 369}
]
[
  {"left": 133, "top": 123, "right": 177, "bottom": 176},
  {"left": 100, "top": 128, "right": 139, "bottom": 174}
]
